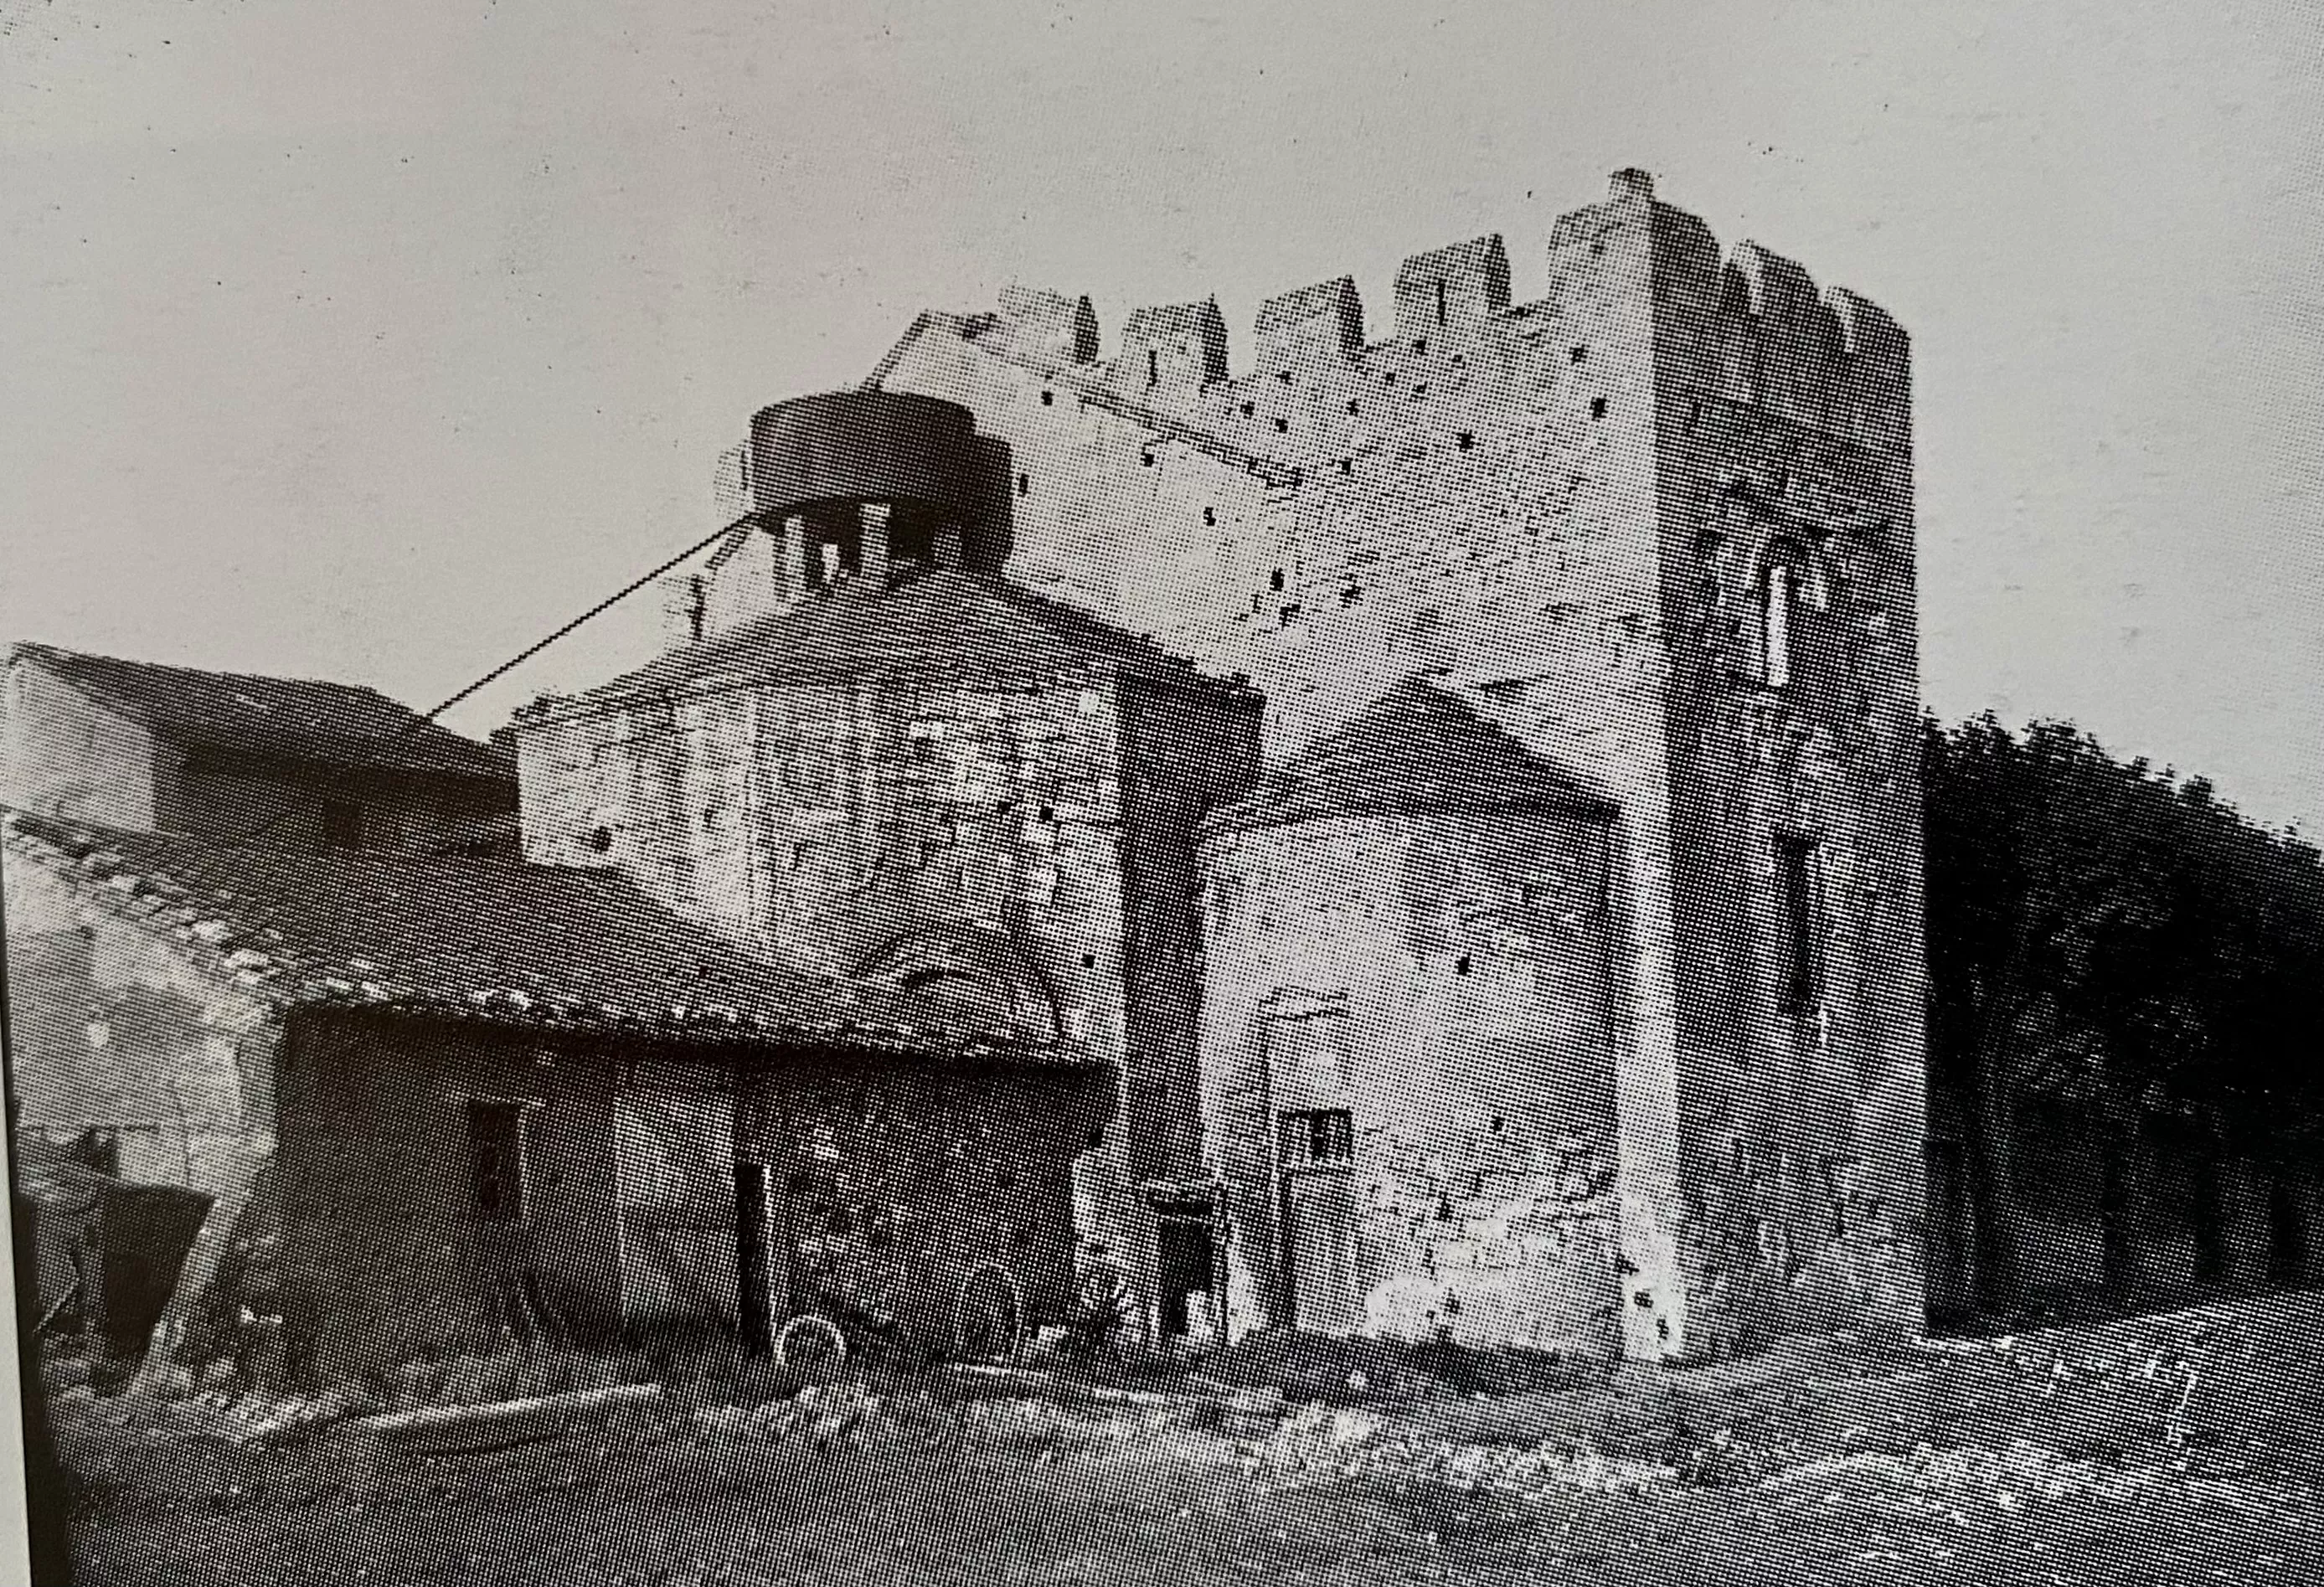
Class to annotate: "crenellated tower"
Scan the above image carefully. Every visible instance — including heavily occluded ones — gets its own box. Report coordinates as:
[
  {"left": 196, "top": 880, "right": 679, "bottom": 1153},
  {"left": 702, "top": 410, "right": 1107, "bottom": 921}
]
[{"left": 641, "top": 167, "right": 1925, "bottom": 1362}]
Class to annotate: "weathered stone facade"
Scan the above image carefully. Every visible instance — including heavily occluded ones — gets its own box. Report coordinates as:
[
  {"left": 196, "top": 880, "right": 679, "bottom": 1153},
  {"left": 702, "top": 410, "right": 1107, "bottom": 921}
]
[
  {"left": 843, "top": 167, "right": 1922, "bottom": 1362},
  {"left": 279, "top": 1013, "right": 1100, "bottom": 1379},
  {"left": 549, "top": 166, "right": 1924, "bottom": 1363},
  {"left": 515, "top": 573, "right": 1263, "bottom": 1295},
  {"left": 1198, "top": 801, "right": 1621, "bottom": 1355}
]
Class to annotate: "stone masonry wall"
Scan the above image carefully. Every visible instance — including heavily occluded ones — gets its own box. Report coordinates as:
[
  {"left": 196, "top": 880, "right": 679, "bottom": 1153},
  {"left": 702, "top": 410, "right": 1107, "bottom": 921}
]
[
  {"left": 734, "top": 1055, "right": 1105, "bottom": 1347},
  {"left": 3, "top": 656, "right": 161, "bottom": 833},
  {"left": 1198, "top": 810, "right": 1621, "bottom": 1356},
  {"left": 518, "top": 667, "right": 1255, "bottom": 1301},
  {"left": 4, "top": 854, "right": 276, "bottom": 1194},
  {"left": 1640, "top": 195, "right": 1925, "bottom": 1355},
  {"left": 862, "top": 169, "right": 1922, "bottom": 1359},
  {"left": 875, "top": 181, "right": 1700, "bottom": 1354},
  {"left": 276, "top": 1012, "right": 1100, "bottom": 1380}
]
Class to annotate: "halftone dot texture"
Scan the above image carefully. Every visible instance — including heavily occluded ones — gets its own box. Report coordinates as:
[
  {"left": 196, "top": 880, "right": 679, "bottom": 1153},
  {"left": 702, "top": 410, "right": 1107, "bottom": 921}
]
[{"left": 12, "top": 167, "right": 2319, "bottom": 1585}]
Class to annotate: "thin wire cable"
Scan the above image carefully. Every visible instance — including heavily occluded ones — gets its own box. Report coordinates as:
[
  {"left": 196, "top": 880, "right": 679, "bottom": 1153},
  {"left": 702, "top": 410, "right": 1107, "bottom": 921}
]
[{"left": 229, "top": 521, "right": 739, "bottom": 848}]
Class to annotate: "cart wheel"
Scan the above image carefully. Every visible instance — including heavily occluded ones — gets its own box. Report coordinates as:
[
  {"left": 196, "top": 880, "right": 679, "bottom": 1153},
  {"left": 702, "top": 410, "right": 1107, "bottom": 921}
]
[
  {"left": 776, "top": 1314, "right": 848, "bottom": 1380},
  {"left": 1069, "top": 1263, "right": 1147, "bottom": 1360},
  {"left": 953, "top": 1261, "right": 1025, "bottom": 1365}
]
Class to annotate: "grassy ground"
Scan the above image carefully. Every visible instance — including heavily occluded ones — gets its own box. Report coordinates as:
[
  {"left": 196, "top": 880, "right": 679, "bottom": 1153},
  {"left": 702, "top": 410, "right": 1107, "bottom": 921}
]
[{"left": 54, "top": 1293, "right": 2324, "bottom": 1586}]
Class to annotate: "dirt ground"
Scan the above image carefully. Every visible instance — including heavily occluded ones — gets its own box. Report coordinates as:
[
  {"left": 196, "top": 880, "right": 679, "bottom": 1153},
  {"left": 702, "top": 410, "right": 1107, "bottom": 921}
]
[{"left": 52, "top": 1293, "right": 2324, "bottom": 1586}]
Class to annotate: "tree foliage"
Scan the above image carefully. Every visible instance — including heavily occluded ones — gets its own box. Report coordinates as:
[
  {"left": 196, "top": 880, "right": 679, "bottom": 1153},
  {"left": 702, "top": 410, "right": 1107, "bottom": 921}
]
[{"left": 1922, "top": 714, "right": 2324, "bottom": 1306}]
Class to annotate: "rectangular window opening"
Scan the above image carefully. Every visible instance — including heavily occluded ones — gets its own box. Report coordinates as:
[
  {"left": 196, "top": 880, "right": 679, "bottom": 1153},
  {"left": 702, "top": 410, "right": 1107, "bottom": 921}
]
[
  {"left": 468, "top": 1100, "right": 528, "bottom": 1224},
  {"left": 1280, "top": 1108, "right": 1353, "bottom": 1168},
  {"left": 1776, "top": 835, "right": 1824, "bottom": 1014}
]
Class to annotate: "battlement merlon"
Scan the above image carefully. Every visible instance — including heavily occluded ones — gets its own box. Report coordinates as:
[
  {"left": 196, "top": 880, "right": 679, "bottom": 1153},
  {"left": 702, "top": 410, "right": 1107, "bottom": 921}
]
[
  {"left": 1116, "top": 298, "right": 1230, "bottom": 393},
  {"left": 1392, "top": 234, "right": 1512, "bottom": 341},
  {"left": 1253, "top": 276, "right": 1363, "bottom": 369},
  {"left": 997, "top": 283, "right": 1099, "bottom": 365},
  {"left": 1559, "top": 170, "right": 1913, "bottom": 455},
  {"left": 930, "top": 166, "right": 1910, "bottom": 454}
]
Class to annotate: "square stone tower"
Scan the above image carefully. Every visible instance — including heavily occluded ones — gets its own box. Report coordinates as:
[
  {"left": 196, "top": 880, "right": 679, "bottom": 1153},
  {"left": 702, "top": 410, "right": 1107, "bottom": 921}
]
[{"left": 847, "top": 167, "right": 1925, "bottom": 1361}]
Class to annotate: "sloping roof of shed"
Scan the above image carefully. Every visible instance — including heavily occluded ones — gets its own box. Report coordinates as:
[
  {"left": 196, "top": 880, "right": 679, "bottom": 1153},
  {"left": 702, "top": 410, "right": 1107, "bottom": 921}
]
[
  {"left": 1204, "top": 677, "right": 1615, "bottom": 833},
  {"left": 9, "top": 643, "right": 513, "bottom": 782},
  {"left": 3, "top": 810, "right": 1069, "bottom": 1066},
  {"left": 566, "top": 569, "right": 1235, "bottom": 708}
]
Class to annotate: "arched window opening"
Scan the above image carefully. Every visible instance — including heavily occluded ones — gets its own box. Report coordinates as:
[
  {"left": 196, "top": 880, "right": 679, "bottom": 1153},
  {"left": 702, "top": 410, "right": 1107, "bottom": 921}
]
[{"left": 853, "top": 925, "right": 1062, "bottom": 1043}]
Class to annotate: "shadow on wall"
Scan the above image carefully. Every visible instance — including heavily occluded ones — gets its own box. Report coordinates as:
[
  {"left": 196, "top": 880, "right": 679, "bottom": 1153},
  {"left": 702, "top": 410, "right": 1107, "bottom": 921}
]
[
  {"left": 971, "top": 435, "right": 1016, "bottom": 573},
  {"left": 1926, "top": 1096, "right": 2324, "bottom": 1334}
]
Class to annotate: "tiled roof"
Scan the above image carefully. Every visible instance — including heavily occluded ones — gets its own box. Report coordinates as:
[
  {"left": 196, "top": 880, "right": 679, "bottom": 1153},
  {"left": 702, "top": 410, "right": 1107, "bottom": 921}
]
[
  {"left": 562, "top": 569, "right": 1240, "bottom": 710},
  {"left": 9, "top": 643, "right": 514, "bottom": 782},
  {"left": 1203, "top": 677, "right": 1615, "bottom": 834},
  {"left": 3, "top": 811, "right": 1070, "bottom": 1066}
]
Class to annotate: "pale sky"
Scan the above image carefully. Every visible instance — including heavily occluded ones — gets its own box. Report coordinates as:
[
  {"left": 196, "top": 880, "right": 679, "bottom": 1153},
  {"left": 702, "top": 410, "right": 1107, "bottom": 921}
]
[{"left": 3, "top": 0, "right": 2320, "bottom": 832}]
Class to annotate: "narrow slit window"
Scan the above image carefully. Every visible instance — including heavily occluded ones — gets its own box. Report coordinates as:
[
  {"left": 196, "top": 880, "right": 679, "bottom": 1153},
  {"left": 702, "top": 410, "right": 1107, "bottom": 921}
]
[
  {"left": 1764, "top": 562, "right": 1796, "bottom": 688},
  {"left": 1776, "top": 835, "right": 1823, "bottom": 1013},
  {"left": 1435, "top": 279, "right": 1447, "bottom": 327},
  {"left": 1147, "top": 348, "right": 1160, "bottom": 388}
]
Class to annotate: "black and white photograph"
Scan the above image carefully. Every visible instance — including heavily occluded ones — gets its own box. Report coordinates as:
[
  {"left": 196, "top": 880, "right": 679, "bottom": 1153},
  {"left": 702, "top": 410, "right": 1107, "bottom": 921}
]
[{"left": 3, "top": 3, "right": 2321, "bottom": 1582}]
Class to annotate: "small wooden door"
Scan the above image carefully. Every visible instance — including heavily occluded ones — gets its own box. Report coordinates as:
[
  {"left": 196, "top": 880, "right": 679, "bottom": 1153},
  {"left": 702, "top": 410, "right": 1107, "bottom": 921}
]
[
  {"left": 616, "top": 1087, "right": 739, "bottom": 1328},
  {"left": 1283, "top": 1171, "right": 1360, "bottom": 1334}
]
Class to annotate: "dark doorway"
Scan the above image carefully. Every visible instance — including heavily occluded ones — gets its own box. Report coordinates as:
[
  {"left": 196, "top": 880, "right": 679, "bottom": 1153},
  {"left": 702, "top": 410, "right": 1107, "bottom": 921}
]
[
  {"left": 91, "top": 1181, "right": 213, "bottom": 1360},
  {"left": 1923, "top": 1138, "right": 1972, "bottom": 1319},
  {"left": 1157, "top": 1219, "right": 1214, "bottom": 1341}
]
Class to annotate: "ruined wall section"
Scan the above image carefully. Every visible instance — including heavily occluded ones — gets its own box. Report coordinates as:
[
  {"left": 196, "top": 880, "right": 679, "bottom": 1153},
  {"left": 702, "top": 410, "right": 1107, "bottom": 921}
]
[
  {"left": 1198, "top": 810, "right": 1621, "bottom": 1355},
  {"left": 4, "top": 856, "right": 277, "bottom": 1193},
  {"left": 5, "top": 851, "right": 283, "bottom": 1383},
  {"left": 1644, "top": 198, "right": 1926, "bottom": 1353}
]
